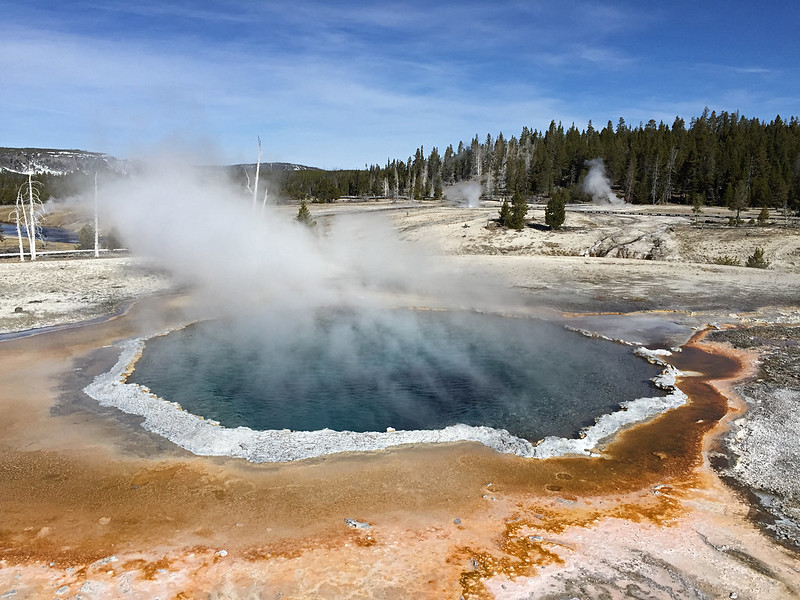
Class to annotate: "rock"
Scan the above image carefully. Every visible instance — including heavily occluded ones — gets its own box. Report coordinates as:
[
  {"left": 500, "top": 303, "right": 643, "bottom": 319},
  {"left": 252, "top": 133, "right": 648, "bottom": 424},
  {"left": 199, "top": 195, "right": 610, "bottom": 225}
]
[
  {"left": 345, "top": 518, "right": 370, "bottom": 530},
  {"left": 453, "top": 518, "right": 461, "bottom": 525},
  {"left": 13, "top": 307, "right": 23, "bottom": 313}
]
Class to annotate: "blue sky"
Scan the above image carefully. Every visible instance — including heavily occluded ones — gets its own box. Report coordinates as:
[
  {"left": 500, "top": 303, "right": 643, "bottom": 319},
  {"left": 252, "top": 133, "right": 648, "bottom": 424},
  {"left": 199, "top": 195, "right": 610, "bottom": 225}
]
[{"left": 1, "top": 0, "right": 798, "bottom": 169}]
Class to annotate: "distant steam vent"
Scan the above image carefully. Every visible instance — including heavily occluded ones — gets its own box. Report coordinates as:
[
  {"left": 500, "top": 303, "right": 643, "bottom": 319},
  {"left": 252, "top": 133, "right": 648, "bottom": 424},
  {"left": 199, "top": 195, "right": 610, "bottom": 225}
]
[{"left": 581, "top": 158, "right": 623, "bottom": 204}]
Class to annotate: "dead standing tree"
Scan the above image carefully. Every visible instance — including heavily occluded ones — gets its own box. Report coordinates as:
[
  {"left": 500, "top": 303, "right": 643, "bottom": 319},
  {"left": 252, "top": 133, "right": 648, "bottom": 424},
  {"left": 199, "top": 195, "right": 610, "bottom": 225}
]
[
  {"left": 10, "top": 174, "right": 44, "bottom": 261},
  {"left": 94, "top": 171, "right": 100, "bottom": 257},
  {"left": 244, "top": 137, "right": 270, "bottom": 215},
  {"left": 9, "top": 199, "right": 26, "bottom": 261}
]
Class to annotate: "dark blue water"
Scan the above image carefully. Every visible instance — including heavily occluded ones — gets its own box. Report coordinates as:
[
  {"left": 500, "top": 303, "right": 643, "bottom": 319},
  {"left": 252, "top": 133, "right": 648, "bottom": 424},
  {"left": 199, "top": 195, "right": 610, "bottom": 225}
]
[
  {"left": 130, "top": 309, "right": 664, "bottom": 442},
  {"left": 0, "top": 222, "right": 78, "bottom": 243}
]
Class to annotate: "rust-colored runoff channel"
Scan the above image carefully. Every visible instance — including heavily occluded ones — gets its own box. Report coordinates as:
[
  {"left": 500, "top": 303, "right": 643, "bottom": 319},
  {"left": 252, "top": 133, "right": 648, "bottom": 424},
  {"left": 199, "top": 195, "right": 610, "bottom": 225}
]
[{"left": 449, "top": 331, "right": 745, "bottom": 598}]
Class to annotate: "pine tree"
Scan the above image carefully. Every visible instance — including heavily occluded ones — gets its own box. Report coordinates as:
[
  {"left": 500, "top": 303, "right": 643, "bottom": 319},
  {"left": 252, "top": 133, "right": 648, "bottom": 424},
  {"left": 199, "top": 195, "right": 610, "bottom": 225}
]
[
  {"left": 296, "top": 200, "right": 315, "bottom": 227},
  {"left": 77, "top": 224, "right": 95, "bottom": 249},
  {"left": 726, "top": 180, "right": 749, "bottom": 225},
  {"left": 745, "top": 247, "right": 769, "bottom": 269},
  {"left": 498, "top": 198, "right": 512, "bottom": 227},
  {"left": 545, "top": 189, "right": 567, "bottom": 230},
  {"left": 510, "top": 190, "right": 528, "bottom": 230}
]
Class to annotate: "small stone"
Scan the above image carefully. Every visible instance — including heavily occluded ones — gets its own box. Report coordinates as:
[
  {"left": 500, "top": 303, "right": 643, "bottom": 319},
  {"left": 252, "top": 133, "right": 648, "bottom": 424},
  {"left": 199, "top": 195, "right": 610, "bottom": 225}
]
[
  {"left": 98, "top": 517, "right": 111, "bottom": 525},
  {"left": 453, "top": 518, "right": 461, "bottom": 525},
  {"left": 345, "top": 518, "right": 370, "bottom": 530},
  {"left": 13, "top": 307, "right": 23, "bottom": 313},
  {"left": 55, "top": 586, "right": 69, "bottom": 596},
  {"left": 216, "top": 549, "right": 228, "bottom": 557},
  {"left": 2, "top": 591, "right": 17, "bottom": 598}
]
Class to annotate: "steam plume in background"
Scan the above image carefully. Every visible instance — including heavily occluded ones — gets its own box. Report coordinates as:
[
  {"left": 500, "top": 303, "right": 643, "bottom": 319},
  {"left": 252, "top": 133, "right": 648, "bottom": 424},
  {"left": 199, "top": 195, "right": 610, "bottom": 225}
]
[
  {"left": 581, "top": 158, "right": 623, "bottom": 205},
  {"left": 443, "top": 181, "right": 482, "bottom": 208},
  {"left": 93, "top": 154, "right": 513, "bottom": 316}
]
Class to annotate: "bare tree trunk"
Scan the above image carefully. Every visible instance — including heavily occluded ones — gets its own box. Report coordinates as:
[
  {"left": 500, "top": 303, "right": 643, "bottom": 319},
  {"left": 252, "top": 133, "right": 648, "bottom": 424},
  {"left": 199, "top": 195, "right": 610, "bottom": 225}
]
[
  {"left": 94, "top": 171, "right": 100, "bottom": 257},
  {"left": 473, "top": 144, "right": 482, "bottom": 178},
  {"left": 650, "top": 161, "right": 660, "bottom": 205},
  {"left": 260, "top": 185, "right": 269, "bottom": 215},
  {"left": 27, "top": 174, "right": 37, "bottom": 260},
  {"left": 624, "top": 158, "right": 636, "bottom": 203},
  {"left": 252, "top": 137, "right": 261, "bottom": 213},
  {"left": 14, "top": 194, "right": 25, "bottom": 261},
  {"left": 661, "top": 147, "right": 677, "bottom": 204},
  {"left": 18, "top": 189, "right": 31, "bottom": 259}
]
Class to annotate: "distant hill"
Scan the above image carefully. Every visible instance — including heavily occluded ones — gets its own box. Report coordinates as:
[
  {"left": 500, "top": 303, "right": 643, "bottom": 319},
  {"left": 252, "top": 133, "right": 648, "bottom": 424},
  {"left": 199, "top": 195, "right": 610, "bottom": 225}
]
[
  {"left": 0, "top": 147, "right": 320, "bottom": 205},
  {"left": 0, "top": 147, "right": 132, "bottom": 176},
  {"left": 0, "top": 147, "right": 316, "bottom": 177}
]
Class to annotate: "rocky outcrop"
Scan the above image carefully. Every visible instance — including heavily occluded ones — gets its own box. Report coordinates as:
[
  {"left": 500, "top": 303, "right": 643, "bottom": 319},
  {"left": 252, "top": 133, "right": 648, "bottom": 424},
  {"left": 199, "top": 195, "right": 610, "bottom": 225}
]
[{"left": 584, "top": 225, "right": 680, "bottom": 260}]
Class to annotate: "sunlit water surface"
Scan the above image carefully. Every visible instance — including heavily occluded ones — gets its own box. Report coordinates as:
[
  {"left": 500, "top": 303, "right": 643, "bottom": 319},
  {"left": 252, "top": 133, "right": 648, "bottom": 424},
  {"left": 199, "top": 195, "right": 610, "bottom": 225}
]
[{"left": 130, "top": 309, "right": 664, "bottom": 442}]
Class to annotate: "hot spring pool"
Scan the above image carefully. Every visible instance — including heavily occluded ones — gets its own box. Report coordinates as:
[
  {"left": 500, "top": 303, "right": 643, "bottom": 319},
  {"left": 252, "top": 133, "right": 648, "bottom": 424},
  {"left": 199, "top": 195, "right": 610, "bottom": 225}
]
[{"left": 128, "top": 308, "right": 665, "bottom": 443}]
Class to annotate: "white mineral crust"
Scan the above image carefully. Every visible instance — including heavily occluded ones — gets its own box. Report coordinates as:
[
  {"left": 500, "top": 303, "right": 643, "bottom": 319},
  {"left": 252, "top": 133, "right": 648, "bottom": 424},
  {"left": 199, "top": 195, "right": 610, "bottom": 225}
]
[{"left": 84, "top": 338, "right": 686, "bottom": 462}]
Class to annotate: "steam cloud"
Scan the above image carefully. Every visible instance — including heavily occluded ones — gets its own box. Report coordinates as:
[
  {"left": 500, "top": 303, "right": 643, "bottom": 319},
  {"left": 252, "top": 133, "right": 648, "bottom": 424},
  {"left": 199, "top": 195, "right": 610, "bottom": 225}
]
[
  {"left": 581, "top": 158, "right": 623, "bottom": 204},
  {"left": 443, "top": 181, "right": 482, "bottom": 208},
  {"left": 92, "top": 154, "right": 513, "bottom": 317}
]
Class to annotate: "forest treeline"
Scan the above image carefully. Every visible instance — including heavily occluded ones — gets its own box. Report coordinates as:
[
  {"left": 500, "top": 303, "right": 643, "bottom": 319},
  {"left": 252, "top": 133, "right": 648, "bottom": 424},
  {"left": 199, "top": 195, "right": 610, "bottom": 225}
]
[
  {"left": 278, "top": 109, "right": 800, "bottom": 212},
  {"left": 0, "top": 169, "right": 90, "bottom": 206},
  {"left": 2, "top": 109, "right": 798, "bottom": 213}
]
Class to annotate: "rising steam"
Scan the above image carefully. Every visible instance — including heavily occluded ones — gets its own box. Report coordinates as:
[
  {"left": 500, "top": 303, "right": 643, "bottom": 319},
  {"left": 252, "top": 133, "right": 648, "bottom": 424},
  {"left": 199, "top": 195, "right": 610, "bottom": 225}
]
[
  {"left": 92, "top": 154, "right": 512, "bottom": 316},
  {"left": 581, "top": 158, "right": 623, "bottom": 204},
  {"left": 443, "top": 181, "right": 482, "bottom": 208}
]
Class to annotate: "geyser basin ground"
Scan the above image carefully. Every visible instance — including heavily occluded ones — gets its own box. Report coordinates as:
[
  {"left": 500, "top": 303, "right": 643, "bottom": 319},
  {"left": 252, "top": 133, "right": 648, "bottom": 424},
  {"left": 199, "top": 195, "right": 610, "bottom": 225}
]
[{"left": 86, "top": 307, "right": 682, "bottom": 461}]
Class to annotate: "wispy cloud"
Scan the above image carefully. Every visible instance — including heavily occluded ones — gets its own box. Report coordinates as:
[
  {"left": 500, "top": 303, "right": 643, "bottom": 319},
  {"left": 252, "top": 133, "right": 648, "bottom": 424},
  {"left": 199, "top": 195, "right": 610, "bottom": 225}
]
[{"left": 1, "top": 1, "right": 798, "bottom": 167}]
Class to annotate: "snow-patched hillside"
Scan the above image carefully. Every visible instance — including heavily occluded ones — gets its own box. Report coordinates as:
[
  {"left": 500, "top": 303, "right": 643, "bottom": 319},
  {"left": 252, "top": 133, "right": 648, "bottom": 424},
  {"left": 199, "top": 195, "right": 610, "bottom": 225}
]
[
  {"left": 0, "top": 147, "right": 314, "bottom": 177},
  {"left": 0, "top": 147, "right": 132, "bottom": 176}
]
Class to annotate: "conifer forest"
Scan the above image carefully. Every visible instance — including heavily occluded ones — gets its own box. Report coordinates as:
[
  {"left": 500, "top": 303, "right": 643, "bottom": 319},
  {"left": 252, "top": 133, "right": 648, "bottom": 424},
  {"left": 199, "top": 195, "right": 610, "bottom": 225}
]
[
  {"left": 2, "top": 110, "right": 799, "bottom": 215},
  {"left": 280, "top": 109, "right": 800, "bottom": 212}
]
